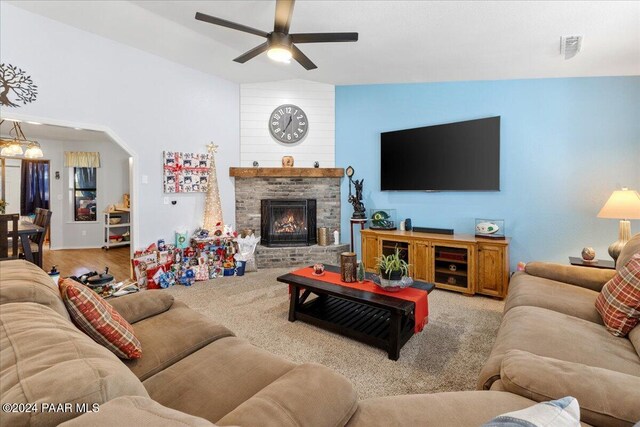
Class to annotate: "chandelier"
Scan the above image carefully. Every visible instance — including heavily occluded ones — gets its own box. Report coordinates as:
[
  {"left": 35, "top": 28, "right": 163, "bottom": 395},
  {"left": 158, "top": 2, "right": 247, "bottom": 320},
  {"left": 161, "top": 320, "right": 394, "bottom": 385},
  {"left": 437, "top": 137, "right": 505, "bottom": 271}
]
[{"left": 0, "top": 120, "right": 43, "bottom": 158}]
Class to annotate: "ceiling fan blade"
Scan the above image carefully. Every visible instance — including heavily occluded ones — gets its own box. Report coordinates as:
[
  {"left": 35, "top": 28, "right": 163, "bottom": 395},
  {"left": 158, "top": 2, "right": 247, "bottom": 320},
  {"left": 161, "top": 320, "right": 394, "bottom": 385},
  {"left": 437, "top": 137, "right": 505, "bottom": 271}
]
[
  {"left": 274, "top": 0, "right": 295, "bottom": 33},
  {"left": 291, "top": 45, "right": 317, "bottom": 70},
  {"left": 233, "top": 42, "right": 270, "bottom": 63},
  {"left": 291, "top": 32, "right": 359, "bottom": 43},
  {"left": 195, "top": 12, "right": 268, "bottom": 38}
]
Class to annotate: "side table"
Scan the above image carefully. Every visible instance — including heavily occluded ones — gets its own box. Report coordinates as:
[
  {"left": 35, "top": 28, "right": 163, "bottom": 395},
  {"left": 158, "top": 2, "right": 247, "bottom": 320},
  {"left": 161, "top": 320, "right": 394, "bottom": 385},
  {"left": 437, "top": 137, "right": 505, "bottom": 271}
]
[
  {"left": 568, "top": 257, "right": 616, "bottom": 270},
  {"left": 349, "top": 218, "right": 367, "bottom": 253}
]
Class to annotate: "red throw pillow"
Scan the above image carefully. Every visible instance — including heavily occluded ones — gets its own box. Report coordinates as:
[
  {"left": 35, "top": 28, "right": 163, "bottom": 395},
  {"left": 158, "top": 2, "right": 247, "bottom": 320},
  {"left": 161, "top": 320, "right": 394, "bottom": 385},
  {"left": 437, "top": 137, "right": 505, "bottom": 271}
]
[
  {"left": 60, "top": 278, "right": 142, "bottom": 359},
  {"left": 595, "top": 252, "right": 640, "bottom": 337}
]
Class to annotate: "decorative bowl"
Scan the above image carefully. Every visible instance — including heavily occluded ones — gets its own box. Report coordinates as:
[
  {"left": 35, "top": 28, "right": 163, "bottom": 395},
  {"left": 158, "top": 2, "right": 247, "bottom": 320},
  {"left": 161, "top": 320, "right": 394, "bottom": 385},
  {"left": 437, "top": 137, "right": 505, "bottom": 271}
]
[
  {"left": 372, "top": 274, "right": 413, "bottom": 292},
  {"left": 109, "top": 217, "right": 122, "bottom": 225}
]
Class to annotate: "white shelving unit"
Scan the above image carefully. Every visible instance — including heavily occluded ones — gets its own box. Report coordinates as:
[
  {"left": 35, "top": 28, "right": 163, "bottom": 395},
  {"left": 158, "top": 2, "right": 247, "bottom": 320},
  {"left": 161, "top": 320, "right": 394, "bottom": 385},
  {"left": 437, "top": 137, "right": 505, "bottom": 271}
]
[{"left": 103, "top": 210, "right": 131, "bottom": 250}]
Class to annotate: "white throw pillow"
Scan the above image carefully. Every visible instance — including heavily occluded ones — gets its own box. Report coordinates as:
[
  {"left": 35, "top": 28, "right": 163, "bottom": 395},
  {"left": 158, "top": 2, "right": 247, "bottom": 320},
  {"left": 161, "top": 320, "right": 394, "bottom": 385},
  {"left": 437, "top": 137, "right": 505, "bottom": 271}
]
[{"left": 483, "top": 397, "right": 580, "bottom": 427}]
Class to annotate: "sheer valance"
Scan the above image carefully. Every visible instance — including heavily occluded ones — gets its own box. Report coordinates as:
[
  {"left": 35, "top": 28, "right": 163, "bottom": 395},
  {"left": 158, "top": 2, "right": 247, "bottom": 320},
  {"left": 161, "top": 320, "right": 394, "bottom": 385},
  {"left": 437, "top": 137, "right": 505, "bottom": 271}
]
[{"left": 64, "top": 152, "right": 101, "bottom": 168}]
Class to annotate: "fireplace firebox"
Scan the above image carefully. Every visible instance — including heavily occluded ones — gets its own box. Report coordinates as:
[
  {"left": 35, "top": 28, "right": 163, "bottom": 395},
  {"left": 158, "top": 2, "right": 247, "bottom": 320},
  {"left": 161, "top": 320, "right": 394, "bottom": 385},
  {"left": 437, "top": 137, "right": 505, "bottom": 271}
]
[{"left": 261, "top": 199, "right": 317, "bottom": 247}]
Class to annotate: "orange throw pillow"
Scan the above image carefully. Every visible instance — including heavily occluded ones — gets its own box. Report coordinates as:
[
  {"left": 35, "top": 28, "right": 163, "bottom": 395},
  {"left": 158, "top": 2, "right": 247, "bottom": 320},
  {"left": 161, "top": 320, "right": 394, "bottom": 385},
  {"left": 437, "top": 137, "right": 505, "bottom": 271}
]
[
  {"left": 595, "top": 253, "right": 640, "bottom": 337},
  {"left": 60, "top": 278, "right": 142, "bottom": 359}
]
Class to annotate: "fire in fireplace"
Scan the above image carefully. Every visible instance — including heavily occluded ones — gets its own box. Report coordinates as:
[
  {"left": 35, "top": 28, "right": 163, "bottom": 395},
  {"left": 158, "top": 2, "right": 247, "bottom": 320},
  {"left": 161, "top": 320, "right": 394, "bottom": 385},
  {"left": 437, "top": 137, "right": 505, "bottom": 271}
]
[{"left": 261, "top": 199, "right": 317, "bottom": 247}]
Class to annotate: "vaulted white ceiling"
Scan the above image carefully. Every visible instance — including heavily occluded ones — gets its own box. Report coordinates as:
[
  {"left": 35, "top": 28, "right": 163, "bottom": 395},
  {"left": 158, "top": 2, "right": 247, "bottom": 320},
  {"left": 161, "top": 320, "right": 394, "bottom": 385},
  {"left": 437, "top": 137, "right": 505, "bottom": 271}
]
[{"left": 9, "top": 0, "right": 640, "bottom": 85}]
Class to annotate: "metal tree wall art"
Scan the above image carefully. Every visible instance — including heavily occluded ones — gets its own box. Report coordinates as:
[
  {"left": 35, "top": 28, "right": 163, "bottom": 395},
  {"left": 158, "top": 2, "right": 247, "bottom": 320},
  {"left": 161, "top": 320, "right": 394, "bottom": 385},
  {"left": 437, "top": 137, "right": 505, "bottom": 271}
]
[{"left": 0, "top": 63, "right": 38, "bottom": 107}]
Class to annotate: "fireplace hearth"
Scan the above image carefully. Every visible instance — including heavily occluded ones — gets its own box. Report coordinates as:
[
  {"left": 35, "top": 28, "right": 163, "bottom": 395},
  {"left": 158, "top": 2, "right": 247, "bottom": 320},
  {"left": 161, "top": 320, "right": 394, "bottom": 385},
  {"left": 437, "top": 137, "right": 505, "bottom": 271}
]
[{"left": 261, "top": 199, "right": 317, "bottom": 247}]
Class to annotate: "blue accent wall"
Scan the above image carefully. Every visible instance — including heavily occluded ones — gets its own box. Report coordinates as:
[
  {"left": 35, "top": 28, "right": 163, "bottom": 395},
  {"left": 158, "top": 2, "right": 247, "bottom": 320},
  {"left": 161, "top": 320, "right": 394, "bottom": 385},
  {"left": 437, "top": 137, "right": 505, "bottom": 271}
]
[{"left": 336, "top": 77, "right": 640, "bottom": 271}]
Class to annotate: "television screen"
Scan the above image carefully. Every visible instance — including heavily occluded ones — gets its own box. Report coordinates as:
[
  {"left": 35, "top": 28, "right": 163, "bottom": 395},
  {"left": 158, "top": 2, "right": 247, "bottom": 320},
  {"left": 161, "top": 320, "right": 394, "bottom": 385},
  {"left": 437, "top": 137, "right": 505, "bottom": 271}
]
[{"left": 381, "top": 117, "right": 500, "bottom": 191}]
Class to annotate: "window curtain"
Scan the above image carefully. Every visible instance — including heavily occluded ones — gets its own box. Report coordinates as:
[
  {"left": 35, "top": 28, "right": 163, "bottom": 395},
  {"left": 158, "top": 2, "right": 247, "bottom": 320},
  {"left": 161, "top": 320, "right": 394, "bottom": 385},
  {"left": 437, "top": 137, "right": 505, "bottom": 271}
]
[
  {"left": 20, "top": 160, "right": 50, "bottom": 216},
  {"left": 64, "top": 152, "right": 101, "bottom": 168}
]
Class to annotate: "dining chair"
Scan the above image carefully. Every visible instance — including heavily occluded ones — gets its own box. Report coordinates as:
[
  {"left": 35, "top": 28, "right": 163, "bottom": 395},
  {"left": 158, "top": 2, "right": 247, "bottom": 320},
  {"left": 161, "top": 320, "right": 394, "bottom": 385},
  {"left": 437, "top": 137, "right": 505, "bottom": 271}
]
[
  {"left": 29, "top": 208, "right": 52, "bottom": 268},
  {"left": 0, "top": 214, "right": 20, "bottom": 260}
]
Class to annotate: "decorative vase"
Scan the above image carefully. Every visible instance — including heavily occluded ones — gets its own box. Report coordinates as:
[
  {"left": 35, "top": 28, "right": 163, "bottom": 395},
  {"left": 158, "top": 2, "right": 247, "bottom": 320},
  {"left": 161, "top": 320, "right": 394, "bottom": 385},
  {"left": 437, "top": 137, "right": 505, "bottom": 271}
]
[
  {"left": 282, "top": 156, "right": 294, "bottom": 168},
  {"left": 340, "top": 252, "right": 357, "bottom": 283}
]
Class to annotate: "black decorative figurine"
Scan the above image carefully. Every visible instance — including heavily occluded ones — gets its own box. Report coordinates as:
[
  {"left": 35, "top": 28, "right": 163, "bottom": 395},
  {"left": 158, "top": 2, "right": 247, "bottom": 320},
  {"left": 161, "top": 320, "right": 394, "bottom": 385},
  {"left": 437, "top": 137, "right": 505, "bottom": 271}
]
[{"left": 346, "top": 166, "right": 366, "bottom": 219}]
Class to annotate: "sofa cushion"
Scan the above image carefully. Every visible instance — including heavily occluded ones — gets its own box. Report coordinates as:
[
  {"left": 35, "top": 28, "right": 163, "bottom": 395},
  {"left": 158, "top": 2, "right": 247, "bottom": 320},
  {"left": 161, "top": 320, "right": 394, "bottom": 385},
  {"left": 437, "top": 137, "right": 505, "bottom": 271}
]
[
  {"left": 60, "top": 396, "right": 217, "bottom": 427},
  {"left": 595, "top": 253, "right": 640, "bottom": 337},
  {"left": 346, "top": 391, "right": 536, "bottom": 427},
  {"left": 109, "top": 290, "right": 175, "bottom": 324},
  {"left": 0, "top": 259, "right": 71, "bottom": 321},
  {"left": 617, "top": 232, "right": 640, "bottom": 270},
  {"left": 217, "top": 363, "right": 358, "bottom": 427},
  {"left": 144, "top": 336, "right": 297, "bottom": 423},
  {"left": 477, "top": 306, "right": 640, "bottom": 390},
  {"left": 0, "top": 303, "right": 148, "bottom": 426},
  {"left": 500, "top": 349, "right": 640, "bottom": 427},
  {"left": 124, "top": 300, "right": 234, "bottom": 381},
  {"left": 483, "top": 396, "right": 580, "bottom": 427},
  {"left": 60, "top": 278, "right": 142, "bottom": 359},
  {"left": 505, "top": 271, "right": 602, "bottom": 324}
]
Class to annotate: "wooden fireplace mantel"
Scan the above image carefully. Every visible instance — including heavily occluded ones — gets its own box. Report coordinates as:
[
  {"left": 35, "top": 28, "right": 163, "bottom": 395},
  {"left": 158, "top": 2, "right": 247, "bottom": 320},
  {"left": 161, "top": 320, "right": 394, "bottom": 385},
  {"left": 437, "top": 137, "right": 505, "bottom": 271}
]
[{"left": 229, "top": 167, "right": 344, "bottom": 178}]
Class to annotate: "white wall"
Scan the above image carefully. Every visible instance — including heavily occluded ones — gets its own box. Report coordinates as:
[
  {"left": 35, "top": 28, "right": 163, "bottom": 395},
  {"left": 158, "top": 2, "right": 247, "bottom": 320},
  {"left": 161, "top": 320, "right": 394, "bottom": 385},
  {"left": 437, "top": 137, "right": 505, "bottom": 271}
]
[
  {"left": 1, "top": 159, "right": 21, "bottom": 215},
  {"left": 0, "top": 4, "right": 240, "bottom": 249},
  {"left": 36, "top": 137, "right": 130, "bottom": 249},
  {"left": 240, "top": 79, "right": 335, "bottom": 167}
]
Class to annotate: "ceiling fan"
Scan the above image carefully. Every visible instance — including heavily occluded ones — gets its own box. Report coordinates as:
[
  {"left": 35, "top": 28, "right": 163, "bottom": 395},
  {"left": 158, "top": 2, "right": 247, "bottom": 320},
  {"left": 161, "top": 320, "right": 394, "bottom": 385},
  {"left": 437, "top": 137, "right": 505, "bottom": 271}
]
[{"left": 195, "top": 0, "right": 358, "bottom": 70}]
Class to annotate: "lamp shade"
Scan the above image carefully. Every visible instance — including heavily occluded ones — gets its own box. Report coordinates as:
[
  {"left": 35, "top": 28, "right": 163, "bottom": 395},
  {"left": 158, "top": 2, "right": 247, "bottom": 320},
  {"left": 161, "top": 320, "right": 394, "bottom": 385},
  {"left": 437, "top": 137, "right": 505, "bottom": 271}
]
[
  {"left": 24, "top": 144, "right": 43, "bottom": 159},
  {"left": 597, "top": 188, "right": 640, "bottom": 220}
]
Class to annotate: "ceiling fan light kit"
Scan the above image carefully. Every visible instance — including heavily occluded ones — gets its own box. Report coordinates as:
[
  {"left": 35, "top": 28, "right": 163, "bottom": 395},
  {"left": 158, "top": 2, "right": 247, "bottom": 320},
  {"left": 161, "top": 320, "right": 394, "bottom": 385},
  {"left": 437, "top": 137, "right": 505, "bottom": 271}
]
[
  {"left": 195, "top": 0, "right": 358, "bottom": 70},
  {"left": 267, "top": 47, "right": 292, "bottom": 63}
]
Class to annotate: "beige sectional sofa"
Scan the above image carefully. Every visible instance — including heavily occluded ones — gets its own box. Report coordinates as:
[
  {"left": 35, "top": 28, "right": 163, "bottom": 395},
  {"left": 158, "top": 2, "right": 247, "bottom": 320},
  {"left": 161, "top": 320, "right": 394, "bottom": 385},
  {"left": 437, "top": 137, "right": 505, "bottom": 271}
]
[
  {"left": 477, "top": 234, "right": 640, "bottom": 427},
  {"left": 0, "top": 258, "right": 542, "bottom": 427}
]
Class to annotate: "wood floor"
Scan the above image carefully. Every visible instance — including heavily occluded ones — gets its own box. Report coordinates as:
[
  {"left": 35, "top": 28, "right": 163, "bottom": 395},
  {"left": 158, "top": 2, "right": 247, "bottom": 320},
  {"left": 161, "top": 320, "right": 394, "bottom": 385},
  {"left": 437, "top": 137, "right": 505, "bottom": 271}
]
[{"left": 43, "top": 246, "right": 132, "bottom": 281}]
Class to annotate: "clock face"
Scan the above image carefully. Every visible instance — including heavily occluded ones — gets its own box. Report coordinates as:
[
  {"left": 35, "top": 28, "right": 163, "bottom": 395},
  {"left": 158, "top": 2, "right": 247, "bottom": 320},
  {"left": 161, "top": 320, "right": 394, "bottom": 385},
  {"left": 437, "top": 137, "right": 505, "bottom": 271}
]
[{"left": 269, "top": 104, "right": 308, "bottom": 144}]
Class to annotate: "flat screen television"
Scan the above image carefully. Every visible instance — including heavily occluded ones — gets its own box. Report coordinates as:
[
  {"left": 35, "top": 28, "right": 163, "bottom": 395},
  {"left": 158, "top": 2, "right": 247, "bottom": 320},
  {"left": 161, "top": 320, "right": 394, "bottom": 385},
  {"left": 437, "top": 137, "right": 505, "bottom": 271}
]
[{"left": 381, "top": 117, "right": 500, "bottom": 191}]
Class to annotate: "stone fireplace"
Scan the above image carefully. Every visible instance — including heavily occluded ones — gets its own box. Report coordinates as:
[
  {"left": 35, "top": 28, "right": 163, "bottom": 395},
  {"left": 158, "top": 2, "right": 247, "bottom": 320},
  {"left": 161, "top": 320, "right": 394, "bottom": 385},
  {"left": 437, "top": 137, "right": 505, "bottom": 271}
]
[
  {"left": 261, "top": 199, "right": 317, "bottom": 247},
  {"left": 230, "top": 168, "right": 350, "bottom": 267}
]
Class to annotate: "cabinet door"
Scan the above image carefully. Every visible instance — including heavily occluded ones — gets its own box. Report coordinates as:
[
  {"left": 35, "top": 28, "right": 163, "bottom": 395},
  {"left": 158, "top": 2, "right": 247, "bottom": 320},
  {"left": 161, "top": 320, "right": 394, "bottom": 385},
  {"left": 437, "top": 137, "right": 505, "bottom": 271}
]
[
  {"left": 412, "top": 240, "right": 431, "bottom": 282},
  {"left": 477, "top": 244, "right": 505, "bottom": 297},
  {"left": 361, "top": 235, "right": 379, "bottom": 273},
  {"left": 378, "top": 238, "right": 412, "bottom": 276}
]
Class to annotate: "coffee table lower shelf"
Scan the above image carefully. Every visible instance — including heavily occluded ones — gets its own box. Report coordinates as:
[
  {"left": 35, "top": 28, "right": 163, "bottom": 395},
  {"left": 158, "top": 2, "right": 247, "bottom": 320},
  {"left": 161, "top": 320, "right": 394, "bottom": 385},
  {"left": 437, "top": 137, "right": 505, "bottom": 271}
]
[{"left": 294, "top": 294, "right": 414, "bottom": 360}]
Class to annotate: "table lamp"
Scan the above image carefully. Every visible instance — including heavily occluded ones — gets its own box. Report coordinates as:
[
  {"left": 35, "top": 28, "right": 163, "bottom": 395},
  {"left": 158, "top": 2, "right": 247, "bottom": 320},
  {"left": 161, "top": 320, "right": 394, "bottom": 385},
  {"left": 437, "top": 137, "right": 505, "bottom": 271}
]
[{"left": 597, "top": 187, "right": 640, "bottom": 264}]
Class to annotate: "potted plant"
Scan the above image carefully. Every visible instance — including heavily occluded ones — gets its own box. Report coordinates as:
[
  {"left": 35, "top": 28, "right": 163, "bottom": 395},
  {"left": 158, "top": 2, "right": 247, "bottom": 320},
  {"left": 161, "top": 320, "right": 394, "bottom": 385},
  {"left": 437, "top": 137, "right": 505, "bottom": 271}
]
[{"left": 376, "top": 247, "right": 410, "bottom": 280}]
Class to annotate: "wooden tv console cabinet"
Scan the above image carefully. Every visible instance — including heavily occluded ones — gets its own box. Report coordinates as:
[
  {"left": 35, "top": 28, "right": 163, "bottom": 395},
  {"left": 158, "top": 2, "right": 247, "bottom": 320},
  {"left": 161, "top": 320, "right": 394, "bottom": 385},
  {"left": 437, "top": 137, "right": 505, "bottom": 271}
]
[{"left": 361, "top": 229, "right": 510, "bottom": 298}]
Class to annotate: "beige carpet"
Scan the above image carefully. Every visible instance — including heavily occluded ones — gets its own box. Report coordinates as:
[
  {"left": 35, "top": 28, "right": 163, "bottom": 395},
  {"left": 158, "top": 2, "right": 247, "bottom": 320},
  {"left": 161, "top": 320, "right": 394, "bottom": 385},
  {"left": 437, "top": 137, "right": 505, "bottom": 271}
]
[{"left": 164, "top": 268, "right": 504, "bottom": 400}]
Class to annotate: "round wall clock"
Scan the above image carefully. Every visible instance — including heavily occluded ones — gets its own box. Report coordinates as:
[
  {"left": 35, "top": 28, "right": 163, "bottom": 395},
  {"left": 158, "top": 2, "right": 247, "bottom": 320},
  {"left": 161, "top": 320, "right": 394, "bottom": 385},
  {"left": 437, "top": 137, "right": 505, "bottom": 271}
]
[{"left": 268, "top": 104, "right": 308, "bottom": 144}]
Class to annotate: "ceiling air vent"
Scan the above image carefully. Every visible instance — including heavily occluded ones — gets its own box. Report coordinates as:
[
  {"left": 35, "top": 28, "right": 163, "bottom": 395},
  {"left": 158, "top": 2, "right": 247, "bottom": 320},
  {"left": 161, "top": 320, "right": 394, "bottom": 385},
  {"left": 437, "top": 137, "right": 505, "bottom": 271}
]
[{"left": 560, "top": 35, "right": 583, "bottom": 60}]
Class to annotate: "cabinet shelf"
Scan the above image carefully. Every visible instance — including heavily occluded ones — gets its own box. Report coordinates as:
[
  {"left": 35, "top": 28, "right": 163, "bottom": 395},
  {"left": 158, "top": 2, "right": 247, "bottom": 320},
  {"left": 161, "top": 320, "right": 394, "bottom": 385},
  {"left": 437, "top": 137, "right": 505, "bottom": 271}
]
[
  {"left": 435, "top": 257, "right": 468, "bottom": 264},
  {"left": 435, "top": 267, "right": 468, "bottom": 277},
  {"left": 103, "top": 210, "right": 131, "bottom": 250}
]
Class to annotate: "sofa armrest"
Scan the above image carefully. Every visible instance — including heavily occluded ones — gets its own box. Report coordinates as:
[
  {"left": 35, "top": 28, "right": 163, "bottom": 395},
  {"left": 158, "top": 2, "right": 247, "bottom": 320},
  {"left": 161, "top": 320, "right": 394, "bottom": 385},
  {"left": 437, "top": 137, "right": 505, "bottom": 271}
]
[
  {"left": 109, "top": 291, "right": 175, "bottom": 324},
  {"left": 500, "top": 349, "right": 640, "bottom": 427},
  {"left": 59, "top": 396, "right": 216, "bottom": 427},
  {"left": 524, "top": 262, "right": 615, "bottom": 292}
]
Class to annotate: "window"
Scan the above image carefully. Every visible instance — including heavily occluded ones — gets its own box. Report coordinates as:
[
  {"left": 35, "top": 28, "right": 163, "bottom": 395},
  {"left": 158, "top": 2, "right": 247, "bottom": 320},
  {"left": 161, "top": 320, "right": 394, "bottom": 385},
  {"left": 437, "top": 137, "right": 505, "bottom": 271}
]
[{"left": 73, "top": 167, "right": 96, "bottom": 221}]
